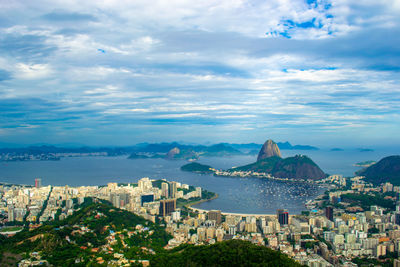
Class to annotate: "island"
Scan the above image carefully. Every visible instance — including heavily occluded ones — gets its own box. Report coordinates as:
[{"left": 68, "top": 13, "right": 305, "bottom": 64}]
[
  {"left": 358, "top": 148, "right": 374, "bottom": 152},
  {"left": 181, "top": 162, "right": 215, "bottom": 174},
  {"left": 180, "top": 139, "right": 326, "bottom": 182}
]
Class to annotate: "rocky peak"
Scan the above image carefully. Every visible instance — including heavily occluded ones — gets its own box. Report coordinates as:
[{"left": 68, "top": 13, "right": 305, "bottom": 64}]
[
  {"left": 166, "top": 147, "right": 180, "bottom": 159},
  {"left": 257, "top": 139, "right": 281, "bottom": 162}
]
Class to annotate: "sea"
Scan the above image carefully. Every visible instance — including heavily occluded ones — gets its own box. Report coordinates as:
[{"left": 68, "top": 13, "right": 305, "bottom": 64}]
[{"left": 0, "top": 148, "right": 398, "bottom": 214}]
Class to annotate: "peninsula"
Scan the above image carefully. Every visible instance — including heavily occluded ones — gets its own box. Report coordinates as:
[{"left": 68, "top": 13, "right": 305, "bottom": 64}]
[{"left": 181, "top": 139, "right": 326, "bottom": 181}]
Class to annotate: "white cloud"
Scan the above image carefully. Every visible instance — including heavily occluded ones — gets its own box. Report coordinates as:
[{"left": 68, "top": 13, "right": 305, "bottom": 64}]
[
  {"left": 0, "top": 0, "right": 399, "bottom": 145},
  {"left": 14, "top": 63, "right": 52, "bottom": 79}
]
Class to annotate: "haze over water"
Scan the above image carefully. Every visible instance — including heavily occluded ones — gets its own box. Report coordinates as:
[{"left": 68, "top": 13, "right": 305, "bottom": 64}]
[{"left": 1, "top": 148, "right": 396, "bottom": 214}]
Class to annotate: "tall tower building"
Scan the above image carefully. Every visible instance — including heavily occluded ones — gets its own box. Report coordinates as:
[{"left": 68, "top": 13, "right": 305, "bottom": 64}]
[
  {"left": 195, "top": 187, "right": 202, "bottom": 198},
  {"left": 8, "top": 205, "right": 15, "bottom": 222},
  {"left": 159, "top": 199, "right": 176, "bottom": 217},
  {"left": 277, "top": 209, "right": 289, "bottom": 225},
  {"left": 161, "top": 182, "right": 169, "bottom": 198},
  {"left": 395, "top": 213, "right": 400, "bottom": 225},
  {"left": 35, "top": 178, "right": 42, "bottom": 188},
  {"left": 325, "top": 206, "right": 334, "bottom": 221},
  {"left": 110, "top": 194, "right": 121, "bottom": 208},
  {"left": 169, "top": 182, "right": 177, "bottom": 199}
]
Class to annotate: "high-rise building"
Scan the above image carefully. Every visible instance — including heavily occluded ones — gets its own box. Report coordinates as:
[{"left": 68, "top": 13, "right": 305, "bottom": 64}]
[
  {"left": 208, "top": 210, "right": 222, "bottom": 225},
  {"left": 195, "top": 187, "right": 202, "bottom": 198},
  {"left": 159, "top": 199, "right": 176, "bottom": 217},
  {"left": 8, "top": 205, "right": 15, "bottom": 222},
  {"left": 35, "top": 178, "right": 42, "bottom": 188},
  {"left": 66, "top": 199, "right": 74, "bottom": 209},
  {"left": 138, "top": 177, "right": 152, "bottom": 191},
  {"left": 161, "top": 182, "right": 169, "bottom": 198},
  {"left": 171, "top": 210, "right": 181, "bottom": 221},
  {"left": 119, "top": 193, "right": 130, "bottom": 207},
  {"left": 110, "top": 194, "right": 121, "bottom": 208},
  {"left": 141, "top": 194, "right": 154, "bottom": 206},
  {"left": 325, "top": 206, "right": 334, "bottom": 221},
  {"left": 228, "top": 225, "right": 237, "bottom": 235},
  {"left": 277, "top": 209, "right": 289, "bottom": 225},
  {"left": 169, "top": 182, "right": 177, "bottom": 199}
]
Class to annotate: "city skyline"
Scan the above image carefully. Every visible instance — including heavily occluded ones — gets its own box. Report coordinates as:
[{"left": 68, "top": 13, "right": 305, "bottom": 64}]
[{"left": 1, "top": 1, "right": 400, "bottom": 147}]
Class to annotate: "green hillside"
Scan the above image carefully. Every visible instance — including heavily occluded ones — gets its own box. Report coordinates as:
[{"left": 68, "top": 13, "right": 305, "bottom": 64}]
[
  {"left": 231, "top": 156, "right": 281, "bottom": 173},
  {"left": 231, "top": 155, "right": 326, "bottom": 180},
  {"left": 181, "top": 162, "right": 214, "bottom": 173},
  {"left": 151, "top": 239, "right": 305, "bottom": 266},
  {"left": 0, "top": 200, "right": 171, "bottom": 266},
  {"left": 357, "top": 155, "right": 400, "bottom": 185}
]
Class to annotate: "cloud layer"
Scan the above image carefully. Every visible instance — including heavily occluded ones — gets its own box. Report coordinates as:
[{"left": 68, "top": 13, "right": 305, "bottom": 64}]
[{"left": 0, "top": 0, "right": 399, "bottom": 146}]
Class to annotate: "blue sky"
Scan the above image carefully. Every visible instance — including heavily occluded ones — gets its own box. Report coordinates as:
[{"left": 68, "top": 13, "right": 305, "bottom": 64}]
[{"left": 0, "top": 0, "right": 400, "bottom": 147}]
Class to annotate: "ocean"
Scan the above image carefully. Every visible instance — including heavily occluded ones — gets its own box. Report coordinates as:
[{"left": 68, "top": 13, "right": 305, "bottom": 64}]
[{"left": 0, "top": 148, "right": 397, "bottom": 214}]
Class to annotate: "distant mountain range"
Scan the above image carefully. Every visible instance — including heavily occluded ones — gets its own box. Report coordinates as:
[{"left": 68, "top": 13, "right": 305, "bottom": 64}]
[
  {"left": 129, "top": 143, "right": 243, "bottom": 160},
  {"left": 357, "top": 156, "right": 400, "bottom": 185},
  {"left": 0, "top": 141, "right": 319, "bottom": 162},
  {"left": 224, "top": 141, "right": 319, "bottom": 151},
  {"left": 127, "top": 141, "right": 317, "bottom": 160}
]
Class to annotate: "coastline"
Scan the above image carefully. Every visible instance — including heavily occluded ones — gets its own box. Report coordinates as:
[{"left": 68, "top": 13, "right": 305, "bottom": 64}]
[
  {"left": 184, "top": 193, "right": 219, "bottom": 208},
  {"left": 188, "top": 206, "right": 294, "bottom": 218},
  {"left": 186, "top": 193, "right": 297, "bottom": 217}
]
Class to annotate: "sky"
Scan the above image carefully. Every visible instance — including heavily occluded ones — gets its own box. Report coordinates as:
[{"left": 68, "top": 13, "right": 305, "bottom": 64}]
[{"left": 0, "top": 0, "right": 400, "bottom": 148}]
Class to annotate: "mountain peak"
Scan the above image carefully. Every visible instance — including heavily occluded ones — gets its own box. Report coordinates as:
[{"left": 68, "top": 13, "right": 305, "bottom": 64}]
[
  {"left": 166, "top": 147, "right": 180, "bottom": 159},
  {"left": 257, "top": 139, "right": 281, "bottom": 162}
]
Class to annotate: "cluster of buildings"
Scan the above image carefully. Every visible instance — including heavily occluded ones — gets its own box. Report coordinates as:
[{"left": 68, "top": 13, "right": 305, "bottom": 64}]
[
  {"left": 0, "top": 151, "right": 109, "bottom": 162},
  {"left": 3, "top": 175, "right": 400, "bottom": 267},
  {"left": 0, "top": 178, "right": 51, "bottom": 224},
  {"left": 0, "top": 177, "right": 202, "bottom": 227},
  {"left": 214, "top": 169, "right": 313, "bottom": 183},
  {"left": 0, "top": 153, "right": 60, "bottom": 161},
  {"left": 159, "top": 176, "right": 400, "bottom": 267}
]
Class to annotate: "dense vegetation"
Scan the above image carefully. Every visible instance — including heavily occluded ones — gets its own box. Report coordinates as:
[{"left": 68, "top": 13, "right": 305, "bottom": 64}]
[
  {"left": 180, "top": 162, "right": 214, "bottom": 174},
  {"left": 151, "top": 240, "right": 305, "bottom": 266},
  {"left": 340, "top": 192, "right": 396, "bottom": 211},
  {"left": 232, "top": 156, "right": 281, "bottom": 173},
  {"left": 272, "top": 155, "right": 326, "bottom": 180},
  {"left": 357, "top": 155, "right": 400, "bottom": 185}
]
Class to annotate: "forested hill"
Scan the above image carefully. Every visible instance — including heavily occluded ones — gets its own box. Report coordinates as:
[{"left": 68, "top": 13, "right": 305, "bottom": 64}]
[
  {"left": 232, "top": 155, "right": 326, "bottom": 180},
  {"left": 151, "top": 239, "right": 305, "bottom": 266},
  {"left": 357, "top": 155, "right": 400, "bottom": 185}
]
